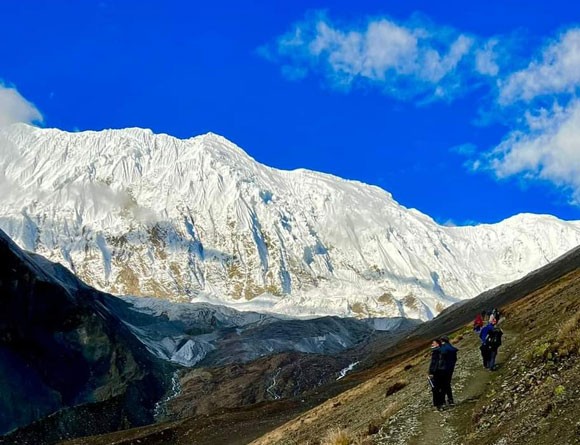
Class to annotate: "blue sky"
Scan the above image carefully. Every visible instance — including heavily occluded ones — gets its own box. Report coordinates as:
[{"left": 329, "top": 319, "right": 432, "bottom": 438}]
[{"left": 2, "top": 1, "right": 580, "bottom": 224}]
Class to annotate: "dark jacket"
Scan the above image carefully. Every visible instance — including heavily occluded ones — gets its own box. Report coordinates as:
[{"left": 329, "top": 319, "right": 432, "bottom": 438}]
[
  {"left": 429, "top": 346, "right": 441, "bottom": 375},
  {"left": 440, "top": 342, "right": 458, "bottom": 373}
]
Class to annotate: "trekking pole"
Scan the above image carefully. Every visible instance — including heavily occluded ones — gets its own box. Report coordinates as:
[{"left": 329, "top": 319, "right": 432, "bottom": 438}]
[{"left": 427, "top": 376, "right": 435, "bottom": 389}]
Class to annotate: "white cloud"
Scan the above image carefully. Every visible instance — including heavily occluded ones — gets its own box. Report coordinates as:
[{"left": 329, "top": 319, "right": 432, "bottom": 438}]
[
  {"left": 482, "top": 100, "right": 580, "bottom": 204},
  {"left": 0, "top": 83, "right": 43, "bottom": 127},
  {"left": 475, "top": 39, "right": 500, "bottom": 76},
  {"left": 264, "top": 13, "right": 489, "bottom": 101},
  {"left": 499, "top": 28, "right": 580, "bottom": 103}
]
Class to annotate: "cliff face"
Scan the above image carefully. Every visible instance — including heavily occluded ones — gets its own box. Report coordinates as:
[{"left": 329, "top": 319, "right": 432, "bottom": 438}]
[
  {"left": 0, "top": 229, "right": 169, "bottom": 441},
  {"left": 2, "top": 124, "right": 580, "bottom": 320}
]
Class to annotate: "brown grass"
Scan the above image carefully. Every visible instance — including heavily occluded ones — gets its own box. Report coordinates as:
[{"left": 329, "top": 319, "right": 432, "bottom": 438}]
[
  {"left": 380, "top": 401, "right": 401, "bottom": 420},
  {"left": 321, "top": 427, "right": 353, "bottom": 445},
  {"left": 553, "top": 310, "right": 580, "bottom": 357}
]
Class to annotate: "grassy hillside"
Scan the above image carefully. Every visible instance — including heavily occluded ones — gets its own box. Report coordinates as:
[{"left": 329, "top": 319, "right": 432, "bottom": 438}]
[{"left": 250, "top": 268, "right": 580, "bottom": 445}]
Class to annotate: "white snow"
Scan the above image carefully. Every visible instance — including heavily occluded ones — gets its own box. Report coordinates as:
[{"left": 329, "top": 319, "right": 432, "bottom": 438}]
[
  {"left": 337, "top": 361, "right": 360, "bottom": 380},
  {"left": 1, "top": 124, "right": 580, "bottom": 320}
]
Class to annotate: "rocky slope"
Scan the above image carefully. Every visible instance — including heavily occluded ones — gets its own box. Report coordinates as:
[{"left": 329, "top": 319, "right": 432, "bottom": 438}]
[
  {"left": 0, "top": 228, "right": 418, "bottom": 444},
  {"left": 56, "top": 245, "right": 580, "bottom": 445},
  {"left": 0, "top": 229, "right": 171, "bottom": 443},
  {"left": 2, "top": 124, "right": 580, "bottom": 319},
  {"left": 250, "top": 249, "right": 580, "bottom": 445},
  {"left": 107, "top": 295, "right": 391, "bottom": 367}
]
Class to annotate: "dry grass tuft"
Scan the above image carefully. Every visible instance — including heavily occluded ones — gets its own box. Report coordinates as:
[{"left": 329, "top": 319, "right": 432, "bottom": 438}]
[
  {"left": 380, "top": 401, "right": 401, "bottom": 420},
  {"left": 320, "top": 429, "right": 373, "bottom": 445},
  {"left": 553, "top": 310, "right": 580, "bottom": 357},
  {"left": 320, "top": 427, "right": 353, "bottom": 445},
  {"left": 525, "top": 308, "right": 580, "bottom": 363}
]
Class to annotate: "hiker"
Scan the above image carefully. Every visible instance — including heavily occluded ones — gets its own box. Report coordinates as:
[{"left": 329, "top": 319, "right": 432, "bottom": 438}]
[
  {"left": 480, "top": 318, "right": 503, "bottom": 370},
  {"left": 439, "top": 335, "right": 458, "bottom": 406},
  {"left": 484, "top": 319, "right": 503, "bottom": 370},
  {"left": 473, "top": 311, "right": 484, "bottom": 333},
  {"left": 491, "top": 307, "right": 501, "bottom": 323},
  {"left": 428, "top": 338, "right": 445, "bottom": 410},
  {"left": 479, "top": 320, "right": 493, "bottom": 368}
]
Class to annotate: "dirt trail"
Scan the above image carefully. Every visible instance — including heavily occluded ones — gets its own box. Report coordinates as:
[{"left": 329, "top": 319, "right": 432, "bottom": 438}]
[{"left": 376, "top": 325, "right": 517, "bottom": 445}]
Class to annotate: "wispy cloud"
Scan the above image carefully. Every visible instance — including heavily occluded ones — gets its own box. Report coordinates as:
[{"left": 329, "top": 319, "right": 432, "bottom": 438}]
[
  {"left": 0, "top": 82, "right": 43, "bottom": 127},
  {"left": 266, "top": 12, "right": 580, "bottom": 207},
  {"left": 261, "top": 13, "right": 498, "bottom": 102},
  {"left": 477, "top": 100, "right": 580, "bottom": 204},
  {"left": 446, "top": 27, "right": 580, "bottom": 207},
  {"left": 475, "top": 39, "right": 500, "bottom": 76},
  {"left": 499, "top": 28, "right": 580, "bottom": 104}
]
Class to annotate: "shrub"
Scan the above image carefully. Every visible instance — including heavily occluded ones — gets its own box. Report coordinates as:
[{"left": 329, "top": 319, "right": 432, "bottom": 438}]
[
  {"left": 554, "top": 385, "right": 566, "bottom": 398},
  {"left": 385, "top": 380, "right": 407, "bottom": 397},
  {"left": 367, "top": 422, "right": 380, "bottom": 435},
  {"left": 533, "top": 342, "right": 550, "bottom": 359},
  {"left": 321, "top": 428, "right": 353, "bottom": 445}
]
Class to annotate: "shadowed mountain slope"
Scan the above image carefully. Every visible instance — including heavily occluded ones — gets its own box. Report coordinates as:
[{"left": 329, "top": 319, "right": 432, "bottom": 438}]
[
  {"left": 0, "top": 229, "right": 171, "bottom": 444},
  {"left": 0, "top": 229, "right": 417, "bottom": 445}
]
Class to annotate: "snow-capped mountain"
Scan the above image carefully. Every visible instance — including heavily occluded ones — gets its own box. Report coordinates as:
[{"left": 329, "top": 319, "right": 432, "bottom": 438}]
[{"left": 1, "top": 124, "right": 579, "bottom": 320}]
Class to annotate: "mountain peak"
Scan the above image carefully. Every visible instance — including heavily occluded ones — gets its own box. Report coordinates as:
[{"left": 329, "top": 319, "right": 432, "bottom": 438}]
[{"left": 1, "top": 126, "right": 580, "bottom": 320}]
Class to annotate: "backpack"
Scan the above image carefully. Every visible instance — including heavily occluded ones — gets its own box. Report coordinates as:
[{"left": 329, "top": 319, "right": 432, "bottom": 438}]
[{"left": 485, "top": 328, "right": 503, "bottom": 348}]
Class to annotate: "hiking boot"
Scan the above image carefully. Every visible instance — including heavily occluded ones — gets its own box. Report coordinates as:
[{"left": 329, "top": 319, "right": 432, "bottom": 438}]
[{"left": 447, "top": 400, "right": 455, "bottom": 406}]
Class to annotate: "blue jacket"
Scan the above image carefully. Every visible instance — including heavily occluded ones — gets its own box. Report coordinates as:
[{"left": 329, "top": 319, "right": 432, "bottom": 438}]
[
  {"left": 480, "top": 323, "right": 494, "bottom": 343},
  {"left": 440, "top": 342, "right": 458, "bottom": 372}
]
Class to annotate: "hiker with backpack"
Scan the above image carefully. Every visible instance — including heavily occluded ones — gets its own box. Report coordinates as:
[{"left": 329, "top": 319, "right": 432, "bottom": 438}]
[
  {"left": 479, "top": 319, "right": 493, "bottom": 368},
  {"left": 439, "top": 335, "right": 458, "bottom": 406},
  {"left": 480, "top": 318, "right": 503, "bottom": 370},
  {"left": 428, "top": 338, "right": 446, "bottom": 410}
]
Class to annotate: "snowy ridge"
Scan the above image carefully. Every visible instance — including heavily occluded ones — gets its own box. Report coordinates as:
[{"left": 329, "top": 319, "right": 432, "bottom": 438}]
[{"left": 1, "top": 124, "right": 580, "bottom": 320}]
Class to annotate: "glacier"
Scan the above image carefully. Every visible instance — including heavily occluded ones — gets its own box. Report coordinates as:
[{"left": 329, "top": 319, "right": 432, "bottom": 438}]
[{"left": 1, "top": 123, "right": 580, "bottom": 320}]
